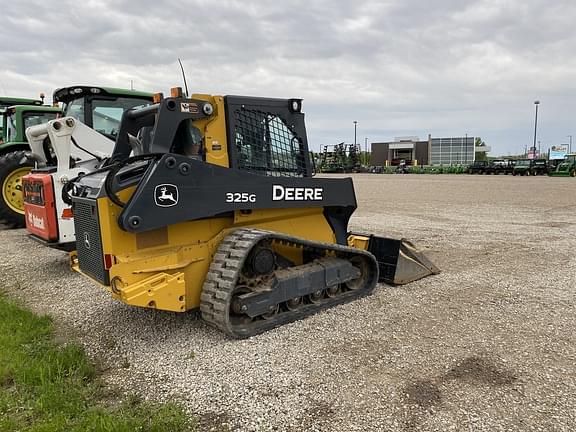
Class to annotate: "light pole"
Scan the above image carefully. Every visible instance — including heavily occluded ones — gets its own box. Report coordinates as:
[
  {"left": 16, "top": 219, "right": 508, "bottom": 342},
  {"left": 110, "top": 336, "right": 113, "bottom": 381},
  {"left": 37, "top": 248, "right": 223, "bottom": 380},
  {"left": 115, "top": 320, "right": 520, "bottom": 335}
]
[
  {"left": 353, "top": 121, "right": 357, "bottom": 147},
  {"left": 567, "top": 135, "right": 572, "bottom": 153},
  {"left": 364, "top": 137, "right": 368, "bottom": 165},
  {"left": 532, "top": 101, "right": 540, "bottom": 159}
]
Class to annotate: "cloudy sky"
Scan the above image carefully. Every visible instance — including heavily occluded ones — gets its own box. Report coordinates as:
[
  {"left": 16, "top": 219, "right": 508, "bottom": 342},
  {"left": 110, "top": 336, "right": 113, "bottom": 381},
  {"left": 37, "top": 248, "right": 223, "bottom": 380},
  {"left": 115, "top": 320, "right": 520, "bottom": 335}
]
[{"left": 2, "top": 0, "right": 576, "bottom": 155}]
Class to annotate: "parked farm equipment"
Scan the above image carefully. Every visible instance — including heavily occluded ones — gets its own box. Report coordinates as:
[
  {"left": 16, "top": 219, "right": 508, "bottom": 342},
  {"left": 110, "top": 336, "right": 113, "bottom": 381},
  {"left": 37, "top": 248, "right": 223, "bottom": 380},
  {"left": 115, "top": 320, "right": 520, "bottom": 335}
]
[
  {"left": 64, "top": 88, "right": 439, "bottom": 338},
  {"left": 548, "top": 154, "right": 576, "bottom": 177},
  {"left": 0, "top": 86, "right": 153, "bottom": 228}
]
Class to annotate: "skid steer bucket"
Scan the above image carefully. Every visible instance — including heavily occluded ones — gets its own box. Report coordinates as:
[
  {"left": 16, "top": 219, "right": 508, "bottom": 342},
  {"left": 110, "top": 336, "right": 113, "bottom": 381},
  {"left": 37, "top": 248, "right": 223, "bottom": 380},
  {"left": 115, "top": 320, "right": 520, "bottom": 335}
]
[{"left": 352, "top": 234, "right": 440, "bottom": 285}]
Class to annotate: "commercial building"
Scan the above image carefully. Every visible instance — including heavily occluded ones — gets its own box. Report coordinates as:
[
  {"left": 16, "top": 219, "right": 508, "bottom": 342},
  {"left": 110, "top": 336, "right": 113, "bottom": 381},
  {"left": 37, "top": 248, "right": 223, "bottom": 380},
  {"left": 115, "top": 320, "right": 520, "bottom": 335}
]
[{"left": 370, "top": 135, "right": 477, "bottom": 166}]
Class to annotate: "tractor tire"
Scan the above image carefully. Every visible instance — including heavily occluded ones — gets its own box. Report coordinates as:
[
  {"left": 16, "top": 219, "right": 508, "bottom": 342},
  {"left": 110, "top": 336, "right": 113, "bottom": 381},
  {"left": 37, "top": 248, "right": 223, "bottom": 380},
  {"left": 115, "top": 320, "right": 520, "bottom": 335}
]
[
  {"left": 570, "top": 169, "right": 576, "bottom": 178},
  {"left": 0, "top": 151, "right": 35, "bottom": 228}
]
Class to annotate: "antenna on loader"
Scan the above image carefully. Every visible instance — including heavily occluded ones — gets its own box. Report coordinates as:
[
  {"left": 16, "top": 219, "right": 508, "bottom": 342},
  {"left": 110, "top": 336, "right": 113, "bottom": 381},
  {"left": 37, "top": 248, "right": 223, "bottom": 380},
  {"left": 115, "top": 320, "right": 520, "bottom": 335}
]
[{"left": 178, "top": 58, "right": 189, "bottom": 97}]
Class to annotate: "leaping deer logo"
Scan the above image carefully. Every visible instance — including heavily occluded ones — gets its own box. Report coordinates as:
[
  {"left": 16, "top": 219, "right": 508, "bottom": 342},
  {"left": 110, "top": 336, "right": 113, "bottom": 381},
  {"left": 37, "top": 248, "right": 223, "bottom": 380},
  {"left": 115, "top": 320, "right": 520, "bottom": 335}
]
[
  {"left": 158, "top": 186, "right": 177, "bottom": 203},
  {"left": 154, "top": 184, "right": 179, "bottom": 207}
]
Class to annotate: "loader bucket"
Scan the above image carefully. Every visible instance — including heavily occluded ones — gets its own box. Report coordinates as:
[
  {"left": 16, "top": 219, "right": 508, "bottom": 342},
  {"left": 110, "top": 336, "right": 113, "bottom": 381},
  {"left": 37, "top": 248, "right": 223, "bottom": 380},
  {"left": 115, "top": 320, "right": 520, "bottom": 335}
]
[{"left": 360, "top": 235, "right": 440, "bottom": 285}]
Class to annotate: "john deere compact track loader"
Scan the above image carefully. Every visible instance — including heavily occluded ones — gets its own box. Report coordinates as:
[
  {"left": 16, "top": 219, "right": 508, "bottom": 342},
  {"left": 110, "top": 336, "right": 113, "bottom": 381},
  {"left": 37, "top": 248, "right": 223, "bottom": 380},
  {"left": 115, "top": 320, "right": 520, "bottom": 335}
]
[{"left": 67, "top": 88, "right": 439, "bottom": 338}]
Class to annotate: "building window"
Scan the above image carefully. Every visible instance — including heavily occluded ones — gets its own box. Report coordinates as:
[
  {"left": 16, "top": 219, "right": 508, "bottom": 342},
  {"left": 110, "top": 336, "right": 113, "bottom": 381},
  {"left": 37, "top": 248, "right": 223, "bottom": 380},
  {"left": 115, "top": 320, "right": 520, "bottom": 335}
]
[{"left": 431, "top": 137, "right": 474, "bottom": 165}]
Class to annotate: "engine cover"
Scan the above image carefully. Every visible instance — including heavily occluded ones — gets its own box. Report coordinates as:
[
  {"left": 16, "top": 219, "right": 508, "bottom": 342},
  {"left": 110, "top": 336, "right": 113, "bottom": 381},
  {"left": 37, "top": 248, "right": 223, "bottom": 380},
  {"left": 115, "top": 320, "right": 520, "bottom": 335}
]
[{"left": 23, "top": 172, "right": 58, "bottom": 241}]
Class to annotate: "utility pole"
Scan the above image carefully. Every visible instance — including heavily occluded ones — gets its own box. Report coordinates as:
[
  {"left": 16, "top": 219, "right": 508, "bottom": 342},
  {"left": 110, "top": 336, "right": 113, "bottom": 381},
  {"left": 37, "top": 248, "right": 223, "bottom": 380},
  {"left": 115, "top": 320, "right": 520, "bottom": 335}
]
[
  {"left": 567, "top": 135, "right": 572, "bottom": 153},
  {"left": 364, "top": 137, "right": 368, "bottom": 165}
]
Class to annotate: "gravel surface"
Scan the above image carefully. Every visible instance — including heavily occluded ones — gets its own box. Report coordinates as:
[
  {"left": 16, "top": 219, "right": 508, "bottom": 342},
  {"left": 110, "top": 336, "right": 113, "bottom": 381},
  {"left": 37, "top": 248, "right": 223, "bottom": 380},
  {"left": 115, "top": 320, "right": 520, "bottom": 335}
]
[{"left": 1, "top": 174, "right": 575, "bottom": 431}]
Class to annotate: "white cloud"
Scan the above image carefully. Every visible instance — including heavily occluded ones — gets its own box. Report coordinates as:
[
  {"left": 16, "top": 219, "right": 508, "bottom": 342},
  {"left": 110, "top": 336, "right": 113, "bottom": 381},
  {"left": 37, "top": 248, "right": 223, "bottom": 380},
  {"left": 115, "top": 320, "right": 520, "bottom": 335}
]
[{"left": 1, "top": 0, "right": 575, "bottom": 154}]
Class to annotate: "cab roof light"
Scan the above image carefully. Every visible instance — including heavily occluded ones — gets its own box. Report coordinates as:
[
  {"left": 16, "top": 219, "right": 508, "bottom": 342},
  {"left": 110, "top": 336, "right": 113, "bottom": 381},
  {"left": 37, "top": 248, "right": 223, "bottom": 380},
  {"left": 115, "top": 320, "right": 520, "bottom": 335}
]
[
  {"left": 153, "top": 92, "right": 164, "bottom": 104},
  {"left": 289, "top": 99, "right": 302, "bottom": 113},
  {"left": 170, "top": 87, "right": 183, "bottom": 98}
]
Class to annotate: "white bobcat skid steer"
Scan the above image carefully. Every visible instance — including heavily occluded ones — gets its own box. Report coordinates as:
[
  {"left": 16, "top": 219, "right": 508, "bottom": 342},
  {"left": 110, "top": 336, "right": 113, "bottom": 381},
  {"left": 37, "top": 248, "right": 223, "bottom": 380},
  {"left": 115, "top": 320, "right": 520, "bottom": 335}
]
[{"left": 22, "top": 117, "right": 112, "bottom": 250}]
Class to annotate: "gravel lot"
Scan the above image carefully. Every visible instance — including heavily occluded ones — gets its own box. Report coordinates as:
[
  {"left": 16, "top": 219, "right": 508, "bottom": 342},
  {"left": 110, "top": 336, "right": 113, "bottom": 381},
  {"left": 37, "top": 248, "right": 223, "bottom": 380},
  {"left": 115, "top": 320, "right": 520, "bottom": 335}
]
[{"left": 1, "top": 174, "right": 575, "bottom": 431}]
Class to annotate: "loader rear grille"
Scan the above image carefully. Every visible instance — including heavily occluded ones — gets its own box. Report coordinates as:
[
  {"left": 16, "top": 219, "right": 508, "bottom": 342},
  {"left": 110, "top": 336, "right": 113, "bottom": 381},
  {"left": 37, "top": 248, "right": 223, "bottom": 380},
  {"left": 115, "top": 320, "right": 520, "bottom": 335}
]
[{"left": 73, "top": 198, "right": 109, "bottom": 285}]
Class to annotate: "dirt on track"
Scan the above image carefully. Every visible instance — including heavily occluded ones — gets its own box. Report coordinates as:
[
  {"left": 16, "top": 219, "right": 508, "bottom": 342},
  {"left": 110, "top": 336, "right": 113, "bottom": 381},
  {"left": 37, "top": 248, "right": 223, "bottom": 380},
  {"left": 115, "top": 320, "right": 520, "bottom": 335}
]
[{"left": 1, "top": 174, "right": 575, "bottom": 431}]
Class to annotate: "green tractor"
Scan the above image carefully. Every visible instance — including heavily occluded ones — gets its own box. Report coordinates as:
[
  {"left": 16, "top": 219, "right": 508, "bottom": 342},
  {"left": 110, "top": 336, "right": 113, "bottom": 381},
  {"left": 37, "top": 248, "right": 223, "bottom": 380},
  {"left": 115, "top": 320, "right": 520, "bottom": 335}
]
[
  {"left": 0, "top": 96, "right": 45, "bottom": 140},
  {"left": 0, "top": 104, "right": 61, "bottom": 226},
  {"left": 0, "top": 86, "right": 153, "bottom": 227},
  {"left": 548, "top": 154, "right": 576, "bottom": 177}
]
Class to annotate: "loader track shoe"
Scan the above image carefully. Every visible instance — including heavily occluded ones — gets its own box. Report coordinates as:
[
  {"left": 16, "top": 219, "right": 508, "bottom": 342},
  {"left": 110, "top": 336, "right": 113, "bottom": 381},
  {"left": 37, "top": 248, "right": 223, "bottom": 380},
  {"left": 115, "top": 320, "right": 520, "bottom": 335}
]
[{"left": 200, "top": 228, "right": 379, "bottom": 338}]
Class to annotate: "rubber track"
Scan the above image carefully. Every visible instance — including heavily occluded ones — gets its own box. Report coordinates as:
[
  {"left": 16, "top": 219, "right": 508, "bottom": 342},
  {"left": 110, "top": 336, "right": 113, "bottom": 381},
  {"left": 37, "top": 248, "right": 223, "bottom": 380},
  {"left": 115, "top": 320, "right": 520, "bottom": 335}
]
[{"left": 200, "top": 228, "right": 378, "bottom": 338}]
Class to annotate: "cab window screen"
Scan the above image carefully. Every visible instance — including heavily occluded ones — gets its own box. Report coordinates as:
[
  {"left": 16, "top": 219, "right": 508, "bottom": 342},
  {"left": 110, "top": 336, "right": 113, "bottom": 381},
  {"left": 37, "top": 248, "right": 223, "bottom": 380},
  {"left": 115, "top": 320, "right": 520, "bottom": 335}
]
[{"left": 234, "top": 109, "right": 305, "bottom": 177}]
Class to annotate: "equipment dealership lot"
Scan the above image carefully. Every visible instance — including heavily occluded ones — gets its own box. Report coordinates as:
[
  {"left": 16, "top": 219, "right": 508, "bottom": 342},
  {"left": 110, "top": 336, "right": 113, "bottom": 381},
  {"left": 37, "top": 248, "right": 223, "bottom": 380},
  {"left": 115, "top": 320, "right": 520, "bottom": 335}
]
[{"left": 1, "top": 174, "right": 575, "bottom": 431}]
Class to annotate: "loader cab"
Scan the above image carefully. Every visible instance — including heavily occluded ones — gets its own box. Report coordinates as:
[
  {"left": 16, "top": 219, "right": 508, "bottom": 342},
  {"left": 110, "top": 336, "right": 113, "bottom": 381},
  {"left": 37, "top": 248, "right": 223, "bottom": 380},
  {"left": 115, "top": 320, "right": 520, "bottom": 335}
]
[
  {"left": 111, "top": 91, "right": 312, "bottom": 177},
  {"left": 224, "top": 96, "right": 311, "bottom": 177},
  {"left": 54, "top": 86, "right": 153, "bottom": 140}
]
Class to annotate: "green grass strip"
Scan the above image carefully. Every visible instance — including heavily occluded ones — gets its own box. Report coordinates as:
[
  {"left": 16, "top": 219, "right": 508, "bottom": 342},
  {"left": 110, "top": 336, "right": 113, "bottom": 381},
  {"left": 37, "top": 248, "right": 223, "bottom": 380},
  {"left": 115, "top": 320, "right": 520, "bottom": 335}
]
[{"left": 0, "top": 293, "right": 197, "bottom": 431}]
